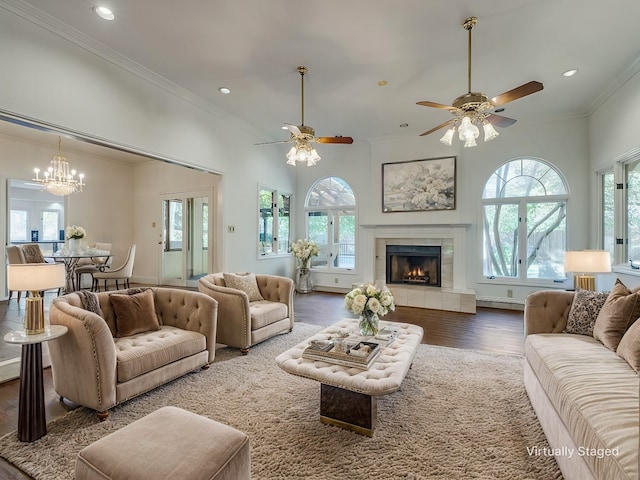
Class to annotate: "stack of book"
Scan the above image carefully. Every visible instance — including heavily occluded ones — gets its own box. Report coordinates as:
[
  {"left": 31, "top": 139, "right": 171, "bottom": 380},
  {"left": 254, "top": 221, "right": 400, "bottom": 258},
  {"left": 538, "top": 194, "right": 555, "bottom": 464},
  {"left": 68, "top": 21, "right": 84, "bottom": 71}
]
[{"left": 303, "top": 339, "right": 382, "bottom": 369}]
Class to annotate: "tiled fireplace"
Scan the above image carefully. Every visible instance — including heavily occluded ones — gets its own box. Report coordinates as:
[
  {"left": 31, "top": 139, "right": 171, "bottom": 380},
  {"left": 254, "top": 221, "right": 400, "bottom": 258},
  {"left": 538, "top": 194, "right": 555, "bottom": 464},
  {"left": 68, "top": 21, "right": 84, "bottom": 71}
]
[{"left": 370, "top": 225, "right": 476, "bottom": 313}]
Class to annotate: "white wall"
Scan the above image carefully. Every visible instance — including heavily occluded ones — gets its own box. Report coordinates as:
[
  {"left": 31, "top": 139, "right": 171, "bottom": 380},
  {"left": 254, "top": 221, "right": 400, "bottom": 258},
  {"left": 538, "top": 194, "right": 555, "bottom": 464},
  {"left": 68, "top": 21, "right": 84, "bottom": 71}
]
[
  {"left": 296, "top": 117, "right": 591, "bottom": 303},
  {"left": 589, "top": 68, "right": 640, "bottom": 290},
  {"left": 0, "top": 7, "right": 295, "bottom": 281}
]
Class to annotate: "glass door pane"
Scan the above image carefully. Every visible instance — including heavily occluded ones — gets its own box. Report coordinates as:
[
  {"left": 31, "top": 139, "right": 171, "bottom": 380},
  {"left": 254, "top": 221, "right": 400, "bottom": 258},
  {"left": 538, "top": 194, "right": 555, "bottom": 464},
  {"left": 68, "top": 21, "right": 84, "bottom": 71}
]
[
  {"left": 526, "top": 201, "right": 566, "bottom": 279},
  {"left": 307, "top": 211, "right": 328, "bottom": 268},
  {"left": 334, "top": 210, "right": 355, "bottom": 269},
  {"left": 162, "top": 198, "right": 183, "bottom": 283},
  {"left": 186, "top": 197, "right": 208, "bottom": 286},
  {"left": 482, "top": 203, "right": 519, "bottom": 278}
]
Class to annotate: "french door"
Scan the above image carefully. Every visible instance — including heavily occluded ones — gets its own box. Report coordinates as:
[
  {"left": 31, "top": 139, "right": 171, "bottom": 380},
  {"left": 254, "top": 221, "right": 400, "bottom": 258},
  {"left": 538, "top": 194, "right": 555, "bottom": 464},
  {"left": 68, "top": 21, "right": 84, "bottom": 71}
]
[{"left": 160, "top": 191, "right": 211, "bottom": 287}]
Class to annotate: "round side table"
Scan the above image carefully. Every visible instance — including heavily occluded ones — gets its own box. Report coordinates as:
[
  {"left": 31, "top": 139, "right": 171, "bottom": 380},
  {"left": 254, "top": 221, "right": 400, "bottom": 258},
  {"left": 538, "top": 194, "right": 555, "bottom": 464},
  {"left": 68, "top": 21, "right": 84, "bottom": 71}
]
[{"left": 4, "top": 325, "right": 68, "bottom": 442}]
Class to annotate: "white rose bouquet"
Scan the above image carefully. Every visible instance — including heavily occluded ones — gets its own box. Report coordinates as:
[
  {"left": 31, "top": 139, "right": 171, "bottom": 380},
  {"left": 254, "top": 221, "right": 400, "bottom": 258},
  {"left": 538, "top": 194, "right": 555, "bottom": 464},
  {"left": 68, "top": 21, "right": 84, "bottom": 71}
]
[
  {"left": 65, "top": 225, "right": 86, "bottom": 240},
  {"left": 345, "top": 283, "right": 395, "bottom": 336},
  {"left": 290, "top": 238, "right": 319, "bottom": 268}
]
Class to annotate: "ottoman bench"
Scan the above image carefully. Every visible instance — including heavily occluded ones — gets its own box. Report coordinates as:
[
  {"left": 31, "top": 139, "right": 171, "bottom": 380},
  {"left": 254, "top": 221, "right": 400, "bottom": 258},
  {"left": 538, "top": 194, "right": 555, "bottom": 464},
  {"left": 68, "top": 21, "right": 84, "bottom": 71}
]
[{"left": 75, "top": 406, "right": 251, "bottom": 480}]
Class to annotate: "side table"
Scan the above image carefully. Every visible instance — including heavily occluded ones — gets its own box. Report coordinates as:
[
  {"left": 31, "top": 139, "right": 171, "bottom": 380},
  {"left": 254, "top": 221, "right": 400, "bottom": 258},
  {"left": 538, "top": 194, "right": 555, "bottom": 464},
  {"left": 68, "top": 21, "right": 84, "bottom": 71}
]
[{"left": 4, "top": 325, "right": 68, "bottom": 442}]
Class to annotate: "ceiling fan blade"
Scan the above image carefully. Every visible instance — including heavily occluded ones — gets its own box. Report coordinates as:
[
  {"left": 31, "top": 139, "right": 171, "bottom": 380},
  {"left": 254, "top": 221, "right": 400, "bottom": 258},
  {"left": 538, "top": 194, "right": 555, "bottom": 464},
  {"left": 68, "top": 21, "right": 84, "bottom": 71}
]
[
  {"left": 417, "top": 100, "right": 458, "bottom": 111},
  {"left": 419, "top": 120, "right": 454, "bottom": 137},
  {"left": 491, "top": 81, "right": 543, "bottom": 107},
  {"left": 254, "top": 139, "right": 293, "bottom": 146},
  {"left": 284, "top": 124, "right": 302, "bottom": 135},
  {"left": 485, "top": 113, "right": 517, "bottom": 128},
  {"left": 316, "top": 136, "right": 354, "bottom": 144}
]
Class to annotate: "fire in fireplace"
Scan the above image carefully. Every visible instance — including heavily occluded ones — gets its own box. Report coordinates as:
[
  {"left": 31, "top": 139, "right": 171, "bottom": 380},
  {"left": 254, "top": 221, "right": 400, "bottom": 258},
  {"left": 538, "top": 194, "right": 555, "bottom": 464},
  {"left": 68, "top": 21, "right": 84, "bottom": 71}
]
[{"left": 386, "top": 245, "right": 441, "bottom": 287}]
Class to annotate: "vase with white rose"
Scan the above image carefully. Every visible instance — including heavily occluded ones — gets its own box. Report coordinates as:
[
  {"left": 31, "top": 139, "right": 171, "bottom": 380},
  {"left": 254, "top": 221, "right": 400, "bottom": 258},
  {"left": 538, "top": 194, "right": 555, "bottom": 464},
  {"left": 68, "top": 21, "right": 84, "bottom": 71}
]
[
  {"left": 65, "top": 225, "right": 86, "bottom": 253},
  {"left": 345, "top": 283, "right": 396, "bottom": 336},
  {"left": 290, "top": 239, "right": 319, "bottom": 293}
]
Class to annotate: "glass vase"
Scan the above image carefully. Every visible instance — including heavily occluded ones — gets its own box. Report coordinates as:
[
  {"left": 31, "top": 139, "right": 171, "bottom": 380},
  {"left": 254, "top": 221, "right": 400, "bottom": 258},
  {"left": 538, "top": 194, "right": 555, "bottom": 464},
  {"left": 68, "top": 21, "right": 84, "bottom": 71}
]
[
  {"left": 295, "top": 267, "right": 313, "bottom": 293},
  {"left": 359, "top": 311, "right": 379, "bottom": 336}
]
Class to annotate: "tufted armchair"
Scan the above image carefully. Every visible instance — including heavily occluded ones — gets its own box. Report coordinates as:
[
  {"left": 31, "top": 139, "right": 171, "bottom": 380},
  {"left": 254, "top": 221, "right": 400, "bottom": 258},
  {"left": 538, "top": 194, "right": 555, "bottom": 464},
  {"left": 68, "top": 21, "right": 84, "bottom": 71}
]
[
  {"left": 198, "top": 273, "right": 294, "bottom": 354},
  {"left": 48, "top": 287, "right": 217, "bottom": 420}
]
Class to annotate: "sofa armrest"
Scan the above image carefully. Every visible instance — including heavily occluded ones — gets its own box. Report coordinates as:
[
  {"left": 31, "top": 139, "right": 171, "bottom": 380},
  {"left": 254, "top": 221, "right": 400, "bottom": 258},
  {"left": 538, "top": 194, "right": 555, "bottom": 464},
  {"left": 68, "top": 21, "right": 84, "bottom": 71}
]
[
  {"left": 152, "top": 288, "right": 218, "bottom": 362},
  {"left": 524, "top": 290, "right": 574, "bottom": 335},
  {"left": 198, "top": 277, "right": 251, "bottom": 349},
  {"left": 49, "top": 299, "right": 117, "bottom": 412}
]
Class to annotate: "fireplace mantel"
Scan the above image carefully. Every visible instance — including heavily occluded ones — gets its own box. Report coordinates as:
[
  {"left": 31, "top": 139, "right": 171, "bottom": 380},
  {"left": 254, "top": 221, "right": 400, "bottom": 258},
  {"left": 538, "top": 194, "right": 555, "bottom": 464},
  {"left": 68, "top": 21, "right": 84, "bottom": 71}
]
[{"left": 369, "top": 224, "right": 475, "bottom": 313}]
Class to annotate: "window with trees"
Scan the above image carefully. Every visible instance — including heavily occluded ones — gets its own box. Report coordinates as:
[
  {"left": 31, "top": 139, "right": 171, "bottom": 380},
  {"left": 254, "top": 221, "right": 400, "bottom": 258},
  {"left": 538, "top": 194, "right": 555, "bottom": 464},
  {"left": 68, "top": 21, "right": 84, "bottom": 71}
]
[
  {"left": 482, "top": 158, "right": 568, "bottom": 281},
  {"left": 625, "top": 159, "right": 640, "bottom": 262},
  {"left": 601, "top": 170, "right": 615, "bottom": 260},
  {"left": 305, "top": 177, "right": 356, "bottom": 270},
  {"left": 259, "top": 186, "right": 291, "bottom": 256}
]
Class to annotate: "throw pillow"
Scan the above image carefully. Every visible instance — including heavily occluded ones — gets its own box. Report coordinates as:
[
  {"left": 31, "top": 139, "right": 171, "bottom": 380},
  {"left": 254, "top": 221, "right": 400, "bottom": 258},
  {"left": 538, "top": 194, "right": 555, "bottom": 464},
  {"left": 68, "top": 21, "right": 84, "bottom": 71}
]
[
  {"left": 617, "top": 319, "right": 640, "bottom": 372},
  {"left": 593, "top": 279, "right": 640, "bottom": 351},
  {"left": 109, "top": 289, "right": 161, "bottom": 338},
  {"left": 223, "top": 273, "right": 264, "bottom": 302},
  {"left": 564, "top": 289, "right": 609, "bottom": 336}
]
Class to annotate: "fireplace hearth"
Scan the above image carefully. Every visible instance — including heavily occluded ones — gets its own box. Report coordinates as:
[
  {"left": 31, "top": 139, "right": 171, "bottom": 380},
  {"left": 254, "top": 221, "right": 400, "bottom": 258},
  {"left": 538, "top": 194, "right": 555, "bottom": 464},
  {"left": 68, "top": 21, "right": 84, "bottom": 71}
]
[{"left": 386, "top": 245, "right": 441, "bottom": 287}]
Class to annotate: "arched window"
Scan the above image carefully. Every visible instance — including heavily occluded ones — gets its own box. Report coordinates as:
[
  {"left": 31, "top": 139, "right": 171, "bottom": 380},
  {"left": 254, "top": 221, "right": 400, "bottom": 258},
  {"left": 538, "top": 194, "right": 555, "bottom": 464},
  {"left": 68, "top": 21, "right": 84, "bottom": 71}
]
[
  {"left": 482, "top": 158, "right": 568, "bottom": 281},
  {"left": 305, "top": 177, "right": 356, "bottom": 270}
]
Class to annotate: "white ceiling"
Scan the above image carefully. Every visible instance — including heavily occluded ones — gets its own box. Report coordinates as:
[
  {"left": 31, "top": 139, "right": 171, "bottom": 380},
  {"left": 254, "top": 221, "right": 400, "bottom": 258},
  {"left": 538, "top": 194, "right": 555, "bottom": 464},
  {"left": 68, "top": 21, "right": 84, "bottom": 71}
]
[{"left": 4, "top": 0, "right": 640, "bottom": 151}]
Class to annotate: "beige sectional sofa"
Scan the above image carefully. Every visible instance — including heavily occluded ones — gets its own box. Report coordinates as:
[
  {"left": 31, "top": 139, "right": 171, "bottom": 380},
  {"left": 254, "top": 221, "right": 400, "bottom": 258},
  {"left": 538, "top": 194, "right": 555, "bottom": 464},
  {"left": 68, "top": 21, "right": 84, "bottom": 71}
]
[
  {"left": 49, "top": 287, "right": 218, "bottom": 419},
  {"left": 524, "top": 290, "right": 639, "bottom": 480}
]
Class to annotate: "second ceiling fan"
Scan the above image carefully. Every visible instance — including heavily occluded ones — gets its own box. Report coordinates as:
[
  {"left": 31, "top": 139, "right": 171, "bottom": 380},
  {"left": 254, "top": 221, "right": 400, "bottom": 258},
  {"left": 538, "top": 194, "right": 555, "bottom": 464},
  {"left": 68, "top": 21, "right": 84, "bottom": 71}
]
[
  {"left": 417, "top": 16, "right": 543, "bottom": 147},
  {"left": 256, "top": 66, "right": 353, "bottom": 166}
]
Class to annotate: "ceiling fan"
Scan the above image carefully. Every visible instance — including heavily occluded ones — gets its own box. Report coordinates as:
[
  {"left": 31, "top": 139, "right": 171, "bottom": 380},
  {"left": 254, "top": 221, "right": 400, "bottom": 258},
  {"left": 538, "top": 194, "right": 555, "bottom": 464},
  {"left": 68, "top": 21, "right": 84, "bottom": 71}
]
[
  {"left": 417, "top": 16, "right": 543, "bottom": 147},
  {"left": 256, "top": 66, "right": 353, "bottom": 166}
]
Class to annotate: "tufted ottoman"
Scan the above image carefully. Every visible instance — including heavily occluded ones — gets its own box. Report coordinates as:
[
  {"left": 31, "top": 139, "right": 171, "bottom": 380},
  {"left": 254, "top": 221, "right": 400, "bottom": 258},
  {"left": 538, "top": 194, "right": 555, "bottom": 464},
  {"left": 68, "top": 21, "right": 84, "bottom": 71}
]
[
  {"left": 75, "top": 406, "right": 250, "bottom": 480},
  {"left": 276, "top": 319, "right": 423, "bottom": 436}
]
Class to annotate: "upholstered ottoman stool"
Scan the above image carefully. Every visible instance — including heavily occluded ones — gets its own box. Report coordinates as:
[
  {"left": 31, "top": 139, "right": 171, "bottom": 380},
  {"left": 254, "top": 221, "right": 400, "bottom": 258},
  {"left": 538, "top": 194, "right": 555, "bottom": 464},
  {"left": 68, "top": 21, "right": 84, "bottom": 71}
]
[{"left": 75, "top": 406, "right": 250, "bottom": 480}]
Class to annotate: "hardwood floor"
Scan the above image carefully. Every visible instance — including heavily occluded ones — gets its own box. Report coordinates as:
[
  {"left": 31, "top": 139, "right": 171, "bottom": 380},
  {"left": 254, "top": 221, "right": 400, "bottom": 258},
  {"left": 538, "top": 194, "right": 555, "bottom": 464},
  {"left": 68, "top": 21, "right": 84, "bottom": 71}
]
[{"left": 0, "top": 290, "right": 524, "bottom": 479}]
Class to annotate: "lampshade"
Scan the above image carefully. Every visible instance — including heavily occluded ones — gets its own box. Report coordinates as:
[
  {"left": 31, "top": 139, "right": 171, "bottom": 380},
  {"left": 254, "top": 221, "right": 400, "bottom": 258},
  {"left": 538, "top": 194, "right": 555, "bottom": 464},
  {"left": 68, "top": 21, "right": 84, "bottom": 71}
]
[
  {"left": 7, "top": 264, "right": 65, "bottom": 291},
  {"left": 563, "top": 250, "right": 612, "bottom": 273}
]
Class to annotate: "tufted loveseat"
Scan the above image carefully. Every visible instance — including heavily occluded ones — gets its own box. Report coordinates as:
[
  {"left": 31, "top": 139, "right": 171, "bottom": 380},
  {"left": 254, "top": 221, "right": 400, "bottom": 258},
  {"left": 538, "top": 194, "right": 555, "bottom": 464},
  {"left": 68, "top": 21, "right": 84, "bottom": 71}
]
[{"left": 48, "top": 287, "right": 218, "bottom": 420}]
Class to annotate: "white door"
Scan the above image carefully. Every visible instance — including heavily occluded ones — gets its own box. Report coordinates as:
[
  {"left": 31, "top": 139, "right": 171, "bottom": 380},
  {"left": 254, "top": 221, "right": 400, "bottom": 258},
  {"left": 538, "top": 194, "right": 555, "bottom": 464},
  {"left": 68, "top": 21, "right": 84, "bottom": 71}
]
[{"left": 160, "top": 191, "right": 211, "bottom": 287}]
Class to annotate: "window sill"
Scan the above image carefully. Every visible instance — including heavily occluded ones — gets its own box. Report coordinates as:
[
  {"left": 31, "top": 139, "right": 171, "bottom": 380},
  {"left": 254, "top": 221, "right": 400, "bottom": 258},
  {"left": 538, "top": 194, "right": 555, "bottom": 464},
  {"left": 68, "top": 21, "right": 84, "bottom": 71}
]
[{"left": 612, "top": 264, "right": 640, "bottom": 277}]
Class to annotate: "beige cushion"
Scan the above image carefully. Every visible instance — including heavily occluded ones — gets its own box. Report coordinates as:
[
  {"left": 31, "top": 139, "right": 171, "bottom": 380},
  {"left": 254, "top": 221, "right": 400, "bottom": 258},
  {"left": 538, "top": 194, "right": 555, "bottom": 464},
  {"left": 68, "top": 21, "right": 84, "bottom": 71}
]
[
  {"left": 110, "top": 289, "right": 161, "bottom": 338},
  {"left": 75, "top": 406, "right": 250, "bottom": 480},
  {"left": 223, "top": 272, "right": 264, "bottom": 302},
  {"left": 617, "top": 319, "right": 640, "bottom": 372},
  {"left": 250, "top": 301, "right": 289, "bottom": 330},
  {"left": 115, "top": 326, "right": 206, "bottom": 382},
  {"left": 593, "top": 279, "right": 640, "bottom": 351},
  {"left": 525, "top": 334, "right": 639, "bottom": 479},
  {"left": 564, "top": 289, "right": 608, "bottom": 336}
]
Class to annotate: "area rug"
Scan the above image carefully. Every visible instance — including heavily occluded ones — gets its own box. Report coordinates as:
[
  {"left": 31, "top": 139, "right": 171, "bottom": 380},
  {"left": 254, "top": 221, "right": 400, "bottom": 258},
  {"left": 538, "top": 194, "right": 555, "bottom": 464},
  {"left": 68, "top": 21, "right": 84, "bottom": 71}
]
[{"left": 0, "top": 323, "right": 561, "bottom": 480}]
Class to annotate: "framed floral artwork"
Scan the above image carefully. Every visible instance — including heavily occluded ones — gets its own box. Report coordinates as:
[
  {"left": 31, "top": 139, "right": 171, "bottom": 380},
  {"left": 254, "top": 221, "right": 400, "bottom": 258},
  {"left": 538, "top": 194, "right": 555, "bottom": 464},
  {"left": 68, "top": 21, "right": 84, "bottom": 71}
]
[{"left": 382, "top": 156, "right": 456, "bottom": 212}]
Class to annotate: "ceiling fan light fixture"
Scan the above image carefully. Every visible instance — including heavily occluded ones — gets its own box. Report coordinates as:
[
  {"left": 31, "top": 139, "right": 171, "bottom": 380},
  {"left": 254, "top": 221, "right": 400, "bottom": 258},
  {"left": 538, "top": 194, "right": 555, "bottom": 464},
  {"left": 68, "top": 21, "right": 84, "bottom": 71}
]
[
  {"left": 440, "top": 127, "right": 456, "bottom": 146},
  {"left": 483, "top": 121, "right": 499, "bottom": 142}
]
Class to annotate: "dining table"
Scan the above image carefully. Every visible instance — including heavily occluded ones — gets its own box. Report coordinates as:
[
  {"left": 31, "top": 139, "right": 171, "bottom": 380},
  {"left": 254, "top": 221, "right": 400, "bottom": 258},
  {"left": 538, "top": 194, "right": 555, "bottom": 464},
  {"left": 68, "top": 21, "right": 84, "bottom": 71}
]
[{"left": 45, "top": 250, "right": 111, "bottom": 294}]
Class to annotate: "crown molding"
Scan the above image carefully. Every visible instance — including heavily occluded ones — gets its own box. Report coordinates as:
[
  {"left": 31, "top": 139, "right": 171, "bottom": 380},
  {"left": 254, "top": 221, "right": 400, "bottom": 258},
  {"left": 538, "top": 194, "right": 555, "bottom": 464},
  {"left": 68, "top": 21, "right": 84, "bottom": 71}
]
[
  {"left": 588, "top": 55, "right": 640, "bottom": 115},
  {"left": 0, "top": 0, "right": 270, "bottom": 140}
]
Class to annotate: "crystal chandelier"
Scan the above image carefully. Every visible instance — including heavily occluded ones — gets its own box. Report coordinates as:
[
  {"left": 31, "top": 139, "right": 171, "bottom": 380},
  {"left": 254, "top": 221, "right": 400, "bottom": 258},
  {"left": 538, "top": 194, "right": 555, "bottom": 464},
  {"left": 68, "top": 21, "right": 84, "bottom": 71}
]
[{"left": 33, "top": 137, "right": 85, "bottom": 196}]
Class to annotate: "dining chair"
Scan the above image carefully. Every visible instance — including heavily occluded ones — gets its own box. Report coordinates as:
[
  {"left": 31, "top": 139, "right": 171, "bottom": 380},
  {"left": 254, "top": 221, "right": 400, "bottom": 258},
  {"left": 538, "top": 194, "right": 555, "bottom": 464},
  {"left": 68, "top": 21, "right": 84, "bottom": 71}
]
[
  {"left": 21, "top": 243, "right": 46, "bottom": 264},
  {"left": 5, "top": 245, "right": 26, "bottom": 301},
  {"left": 74, "top": 242, "right": 113, "bottom": 290},
  {"left": 92, "top": 245, "right": 136, "bottom": 292}
]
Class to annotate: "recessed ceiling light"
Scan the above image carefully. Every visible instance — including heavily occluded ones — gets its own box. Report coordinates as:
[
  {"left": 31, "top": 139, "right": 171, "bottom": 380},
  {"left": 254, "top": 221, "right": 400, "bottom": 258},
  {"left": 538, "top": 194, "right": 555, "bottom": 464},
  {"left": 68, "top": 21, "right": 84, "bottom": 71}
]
[
  {"left": 93, "top": 6, "right": 114, "bottom": 20},
  {"left": 281, "top": 125, "right": 290, "bottom": 130},
  {"left": 563, "top": 69, "right": 578, "bottom": 77},
  {"left": 400, "top": 123, "right": 409, "bottom": 128},
  {"left": 218, "top": 87, "right": 231, "bottom": 94},
  {"left": 378, "top": 80, "right": 388, "bottom": 87}
]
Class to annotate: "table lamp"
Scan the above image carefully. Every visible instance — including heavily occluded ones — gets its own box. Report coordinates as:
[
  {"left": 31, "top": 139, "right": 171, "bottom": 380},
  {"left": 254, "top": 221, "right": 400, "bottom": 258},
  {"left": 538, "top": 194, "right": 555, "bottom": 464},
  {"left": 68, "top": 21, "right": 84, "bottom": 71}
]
[
  {"left": 7, "top": 264, "right": 65, "bottom": 334},
  {"left": 563, "top": 250, "right": 612, "bottom": 291}
]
